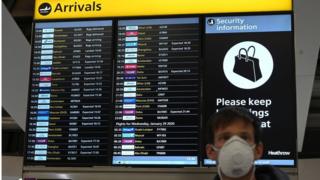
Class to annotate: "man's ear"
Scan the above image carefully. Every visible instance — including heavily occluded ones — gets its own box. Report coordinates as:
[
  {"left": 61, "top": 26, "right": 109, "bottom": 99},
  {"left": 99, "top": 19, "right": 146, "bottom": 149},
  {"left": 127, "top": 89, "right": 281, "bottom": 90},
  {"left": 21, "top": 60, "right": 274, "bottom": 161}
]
[
  {"left": 206, "top": 144, "right": 218, "bottom": 160},
  {"left": 254, "top": 142, "right": 264, "bottom": 160}
]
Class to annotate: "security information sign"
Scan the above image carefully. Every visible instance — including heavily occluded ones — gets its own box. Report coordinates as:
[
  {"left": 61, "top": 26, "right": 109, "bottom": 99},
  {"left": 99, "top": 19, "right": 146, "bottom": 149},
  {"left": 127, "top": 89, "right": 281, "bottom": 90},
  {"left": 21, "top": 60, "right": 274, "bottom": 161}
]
[{"left": 203, "top": 14, "right": 296, "bottom": 166}]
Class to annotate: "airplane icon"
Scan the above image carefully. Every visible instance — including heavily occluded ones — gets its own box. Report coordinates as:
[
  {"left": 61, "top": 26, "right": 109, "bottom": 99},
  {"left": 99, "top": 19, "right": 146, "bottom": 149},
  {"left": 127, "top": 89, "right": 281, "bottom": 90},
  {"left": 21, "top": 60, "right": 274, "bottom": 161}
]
[{"left": 39, "top": 6, "right": 51, "bottom": 12}]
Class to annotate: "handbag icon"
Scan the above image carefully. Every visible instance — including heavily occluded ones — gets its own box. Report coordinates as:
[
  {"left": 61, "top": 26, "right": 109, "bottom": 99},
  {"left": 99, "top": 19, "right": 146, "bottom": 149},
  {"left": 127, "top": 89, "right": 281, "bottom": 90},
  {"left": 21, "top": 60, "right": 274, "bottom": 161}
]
[{"left": 233, "top": 46, "right": 262, "bottom": 82}]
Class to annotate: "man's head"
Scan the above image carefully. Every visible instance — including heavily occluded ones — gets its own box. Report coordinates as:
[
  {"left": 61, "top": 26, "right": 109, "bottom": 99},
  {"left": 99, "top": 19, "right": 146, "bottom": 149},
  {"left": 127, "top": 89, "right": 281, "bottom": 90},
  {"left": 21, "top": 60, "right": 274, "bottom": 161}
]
[
  {"left": 206, "top": 106, "right": 262, "bottom": 146},
  {"left": 206, "top": 107, "right": 264, "bottom": 179}
]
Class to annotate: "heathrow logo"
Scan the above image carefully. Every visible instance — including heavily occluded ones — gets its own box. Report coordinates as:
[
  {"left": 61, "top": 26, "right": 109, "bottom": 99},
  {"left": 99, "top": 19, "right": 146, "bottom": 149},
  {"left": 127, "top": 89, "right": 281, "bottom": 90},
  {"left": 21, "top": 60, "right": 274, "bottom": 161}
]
[{"left": 38, "top": 3, "right": 52, "bottom": 16}]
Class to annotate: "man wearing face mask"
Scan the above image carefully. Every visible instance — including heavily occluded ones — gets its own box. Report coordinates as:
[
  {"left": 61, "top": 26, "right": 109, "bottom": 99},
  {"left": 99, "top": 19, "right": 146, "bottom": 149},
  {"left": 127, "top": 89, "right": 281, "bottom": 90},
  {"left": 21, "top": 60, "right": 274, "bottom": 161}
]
[{"left": 206, "top": 107, "right": 290, "bottom": 180}]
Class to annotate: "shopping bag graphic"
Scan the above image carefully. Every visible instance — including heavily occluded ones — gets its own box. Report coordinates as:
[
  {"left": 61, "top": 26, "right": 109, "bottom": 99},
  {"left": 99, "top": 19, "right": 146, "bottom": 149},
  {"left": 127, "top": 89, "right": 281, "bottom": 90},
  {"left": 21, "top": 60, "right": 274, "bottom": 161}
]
[{"left": 233, "top": 46, "right": 262, "bottom": 82}]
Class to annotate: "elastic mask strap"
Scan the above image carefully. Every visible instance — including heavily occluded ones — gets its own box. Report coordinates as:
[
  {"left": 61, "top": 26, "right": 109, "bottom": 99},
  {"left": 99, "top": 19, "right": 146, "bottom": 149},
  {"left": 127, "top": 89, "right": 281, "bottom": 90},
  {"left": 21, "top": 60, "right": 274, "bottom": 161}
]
[
  {"left": 250, "top": 144, "right": 256, "bottom": 180},
  {"left": 251, "top": 144, "right": 256, "bottom": 149},
  {"left": 249, "top": 165, "right": 256, "bottom": 180},
  {"left": 217, "top": 166, "right": 224, "bottom": 180},
  {"left": 211, "top": 144, "right": 219, "bottom": 152},
  {"left": 212, "top": 145, "right": 223, "bottom": 180}
]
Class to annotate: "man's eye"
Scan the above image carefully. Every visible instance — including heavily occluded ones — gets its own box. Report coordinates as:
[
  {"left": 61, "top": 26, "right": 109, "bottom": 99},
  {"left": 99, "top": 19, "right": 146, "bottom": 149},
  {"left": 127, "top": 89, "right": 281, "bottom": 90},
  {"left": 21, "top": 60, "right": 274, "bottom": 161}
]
[
  {"left": 223, "top": 135, "right": 231, "bottom": 141},
  {"left": 241, "top": 135, "right": 249, "bottom": 141}
]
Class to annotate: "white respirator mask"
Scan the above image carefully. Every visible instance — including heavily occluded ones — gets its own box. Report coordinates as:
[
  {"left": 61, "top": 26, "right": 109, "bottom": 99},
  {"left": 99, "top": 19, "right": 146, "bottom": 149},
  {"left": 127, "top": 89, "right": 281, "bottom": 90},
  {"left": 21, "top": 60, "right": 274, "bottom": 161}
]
[{"left": 212, "top": 136, "right": 256, "bottom": 179}]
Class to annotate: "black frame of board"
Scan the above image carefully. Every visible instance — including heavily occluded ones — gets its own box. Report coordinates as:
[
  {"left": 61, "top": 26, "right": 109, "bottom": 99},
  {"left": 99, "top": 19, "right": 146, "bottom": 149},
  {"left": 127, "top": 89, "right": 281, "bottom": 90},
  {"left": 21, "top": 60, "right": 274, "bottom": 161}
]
[{"left": 24, "top": 11, "right": 297, "bottom": 168}]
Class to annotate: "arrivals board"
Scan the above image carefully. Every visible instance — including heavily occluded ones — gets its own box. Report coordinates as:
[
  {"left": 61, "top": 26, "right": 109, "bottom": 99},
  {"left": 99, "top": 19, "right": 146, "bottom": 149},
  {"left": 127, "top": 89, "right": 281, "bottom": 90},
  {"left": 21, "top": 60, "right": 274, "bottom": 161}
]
[
  {"left": 25, "top": 20, "right": 113, "bottom": 165},
  {"left": 25, "top": 0, "right": 296, "bottom": 167}
]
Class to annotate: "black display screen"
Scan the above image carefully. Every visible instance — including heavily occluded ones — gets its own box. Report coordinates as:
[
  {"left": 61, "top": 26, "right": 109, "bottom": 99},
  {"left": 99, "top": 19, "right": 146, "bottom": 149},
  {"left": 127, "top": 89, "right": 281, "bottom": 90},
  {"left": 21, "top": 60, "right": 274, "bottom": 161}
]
[
  {"left": 112, "top": 17, "right": 201, "bottom": 165},
  {"left": 24, "top": 14, "right": 296, "bottom": 167},
  {"left": 203, "top": 14, "right": 296, "bottom": 166},
  {"left": 25, "top": 20, "right": 114, "bottom": 165}
]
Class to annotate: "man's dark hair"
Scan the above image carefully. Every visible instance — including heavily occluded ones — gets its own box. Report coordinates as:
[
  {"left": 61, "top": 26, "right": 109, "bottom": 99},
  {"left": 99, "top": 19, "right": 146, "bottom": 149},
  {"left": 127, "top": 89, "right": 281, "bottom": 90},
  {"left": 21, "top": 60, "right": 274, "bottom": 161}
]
[{"left": 206, "top": 106, "right": 262, "bottom": 145}]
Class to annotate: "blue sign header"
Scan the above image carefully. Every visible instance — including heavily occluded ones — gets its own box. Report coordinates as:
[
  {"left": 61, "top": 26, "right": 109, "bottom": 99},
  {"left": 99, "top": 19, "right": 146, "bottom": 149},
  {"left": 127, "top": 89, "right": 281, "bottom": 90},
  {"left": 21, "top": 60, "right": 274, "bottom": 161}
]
[{"left": 206, "top": 14, "right": 292, "bottom": 34}]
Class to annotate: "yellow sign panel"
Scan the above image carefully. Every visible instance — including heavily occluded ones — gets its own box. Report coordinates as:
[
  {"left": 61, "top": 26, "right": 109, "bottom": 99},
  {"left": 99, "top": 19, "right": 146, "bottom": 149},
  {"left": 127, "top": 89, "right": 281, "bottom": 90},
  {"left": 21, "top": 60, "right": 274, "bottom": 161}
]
[{"left": 34, "top": 0, "right": 292, "bottom": 20}]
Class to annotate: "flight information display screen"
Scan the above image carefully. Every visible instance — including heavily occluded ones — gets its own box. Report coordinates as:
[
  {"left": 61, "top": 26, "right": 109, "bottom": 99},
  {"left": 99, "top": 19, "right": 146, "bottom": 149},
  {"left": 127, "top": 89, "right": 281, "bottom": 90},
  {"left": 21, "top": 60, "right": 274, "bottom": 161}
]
[
  {"left": 112, "top": 17, "right": 201, "bottom": 165},
  {"left": 203, "top": 14, "right": 296, "bottom": 166},
  {"left": 24, "top": 13, "right": 296, "bottom": 167},
  {"left": 25, "top": 20, "right": 114, "bottom": 165}
]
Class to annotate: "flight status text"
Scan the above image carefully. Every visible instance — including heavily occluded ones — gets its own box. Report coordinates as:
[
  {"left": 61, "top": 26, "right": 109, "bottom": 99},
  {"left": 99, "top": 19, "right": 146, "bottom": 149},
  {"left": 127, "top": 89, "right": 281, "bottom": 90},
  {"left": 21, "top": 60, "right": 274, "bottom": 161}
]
[
  {"left": 25, "top": 20, "right": 113, "bottom": 165},
  {"left": 112, "top": 18, "right": 201, "bottom": 165}
]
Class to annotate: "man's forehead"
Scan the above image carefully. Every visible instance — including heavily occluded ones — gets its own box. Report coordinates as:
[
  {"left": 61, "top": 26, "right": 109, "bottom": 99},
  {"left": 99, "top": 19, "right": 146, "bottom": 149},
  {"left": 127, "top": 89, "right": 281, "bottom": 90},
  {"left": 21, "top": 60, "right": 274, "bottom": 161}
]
[{"left": 214, "top": 119, "right": 254, "bottom": 135}]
